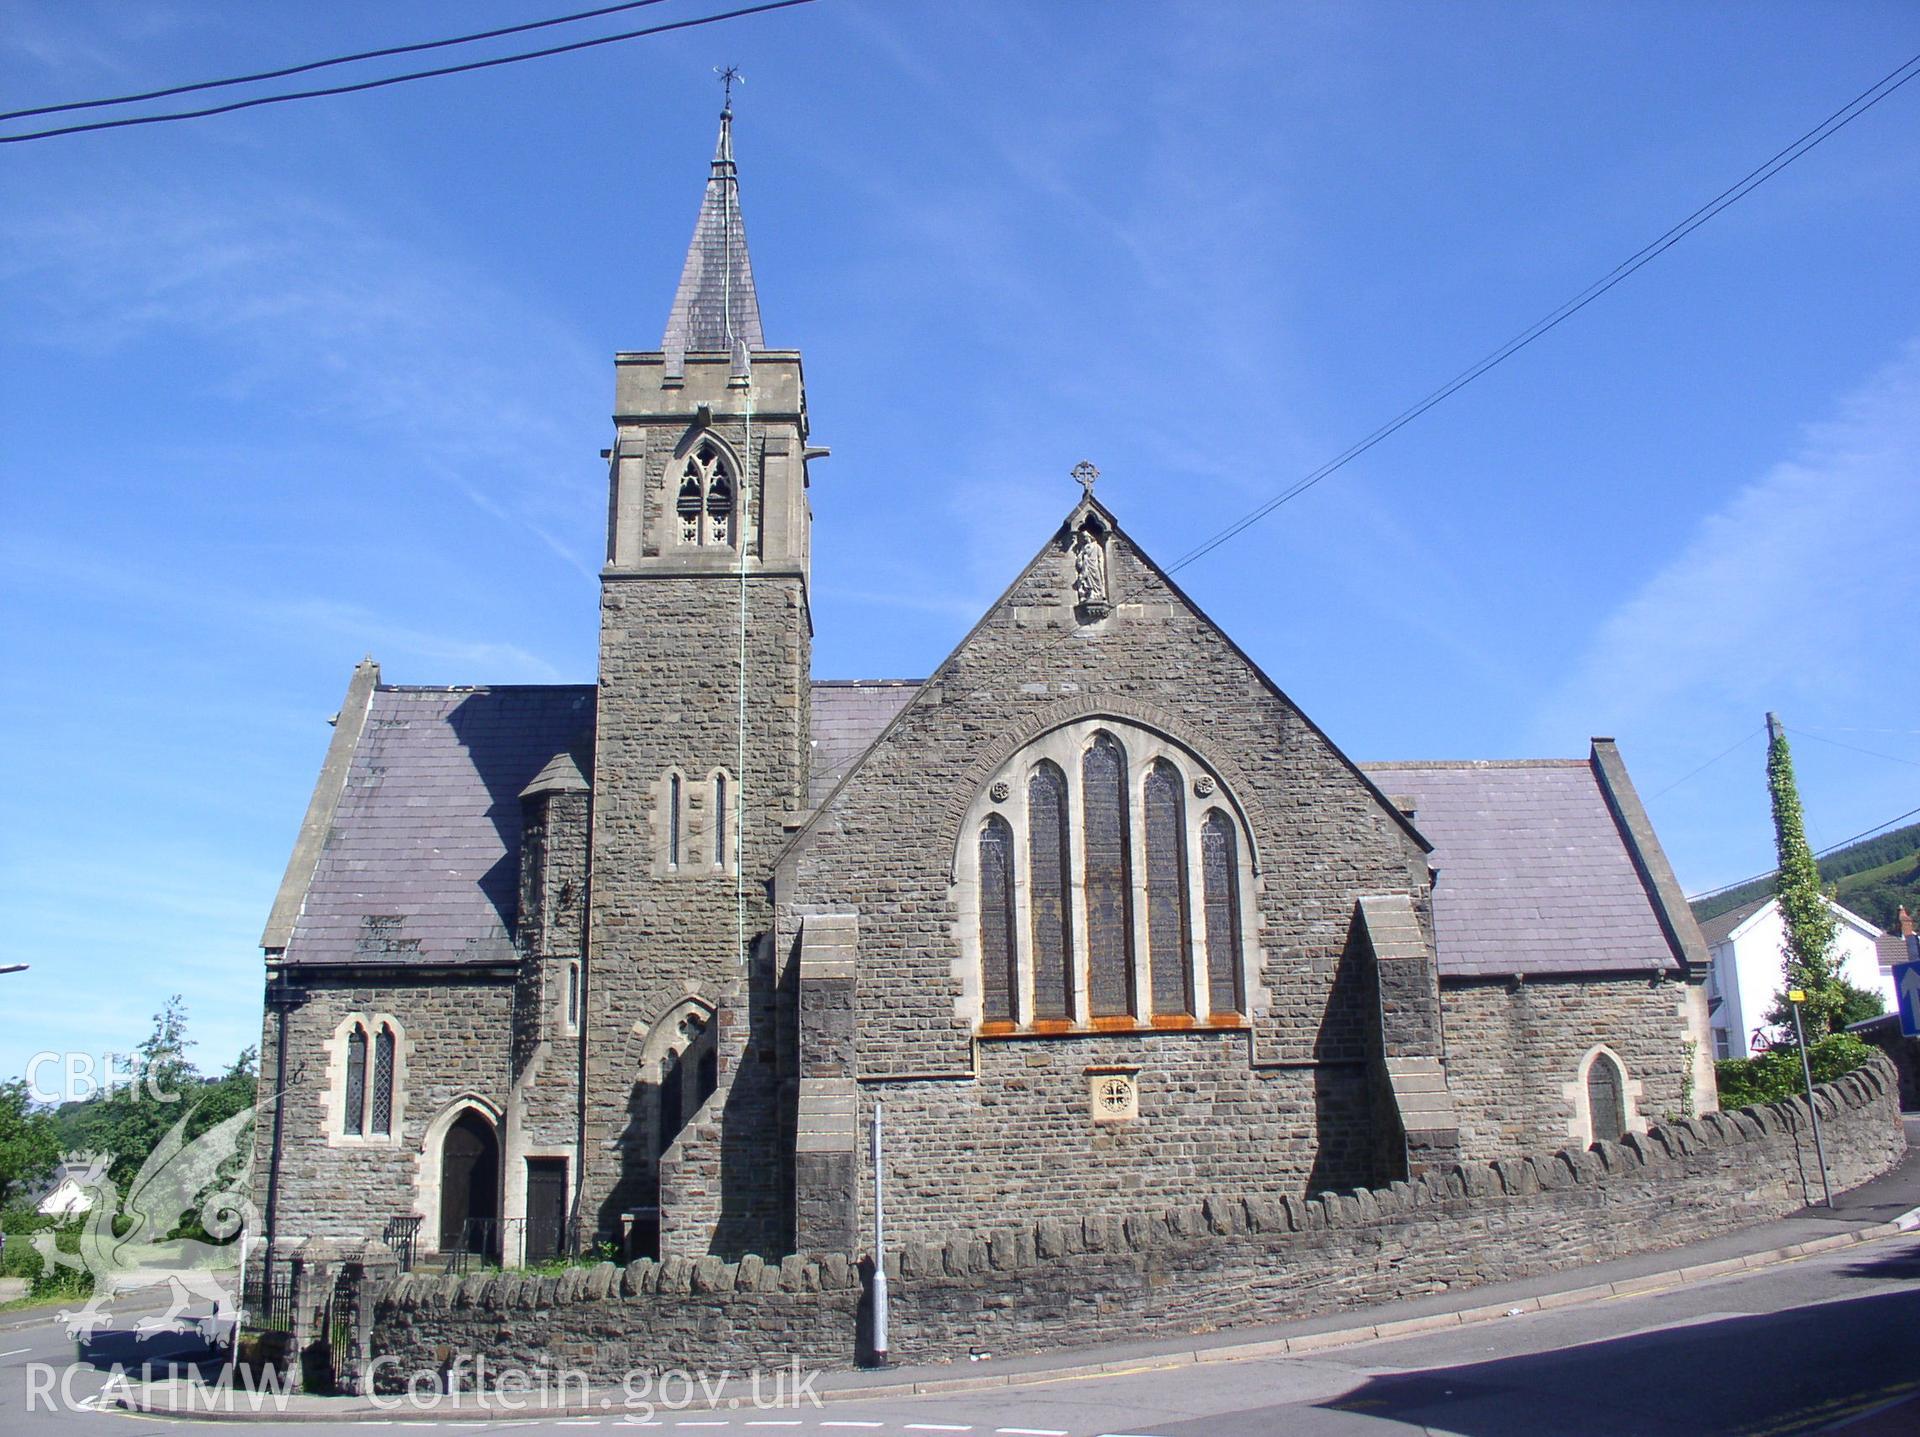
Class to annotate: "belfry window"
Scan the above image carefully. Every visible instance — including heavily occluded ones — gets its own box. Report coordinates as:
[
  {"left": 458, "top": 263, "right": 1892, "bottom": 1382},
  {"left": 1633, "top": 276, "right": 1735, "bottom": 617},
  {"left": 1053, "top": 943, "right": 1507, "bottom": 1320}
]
[
  {"left": 961, "top": 720, "right": 1253, "bottom": 1032},
  {"left": 675, "top": 440, "right": 738, "bottom": 547}
]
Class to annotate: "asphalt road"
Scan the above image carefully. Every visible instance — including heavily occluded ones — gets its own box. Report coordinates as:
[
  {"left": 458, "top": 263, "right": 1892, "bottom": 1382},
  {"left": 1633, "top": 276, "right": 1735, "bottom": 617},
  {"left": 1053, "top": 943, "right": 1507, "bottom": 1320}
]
[{"left": 3, "top": 1231, "right": 1917, "bottom": 1436}]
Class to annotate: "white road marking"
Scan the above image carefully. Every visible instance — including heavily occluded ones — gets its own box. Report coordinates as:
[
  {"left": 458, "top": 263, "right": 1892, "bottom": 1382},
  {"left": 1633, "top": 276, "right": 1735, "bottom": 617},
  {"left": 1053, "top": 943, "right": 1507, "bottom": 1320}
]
[
  {"left": 997, "top": 1429, "right": 1069, "bottom": 1436},
  {"left": 0, "top": 1347, "right": 32, "bottom": 1358},
  {"left": 821, "top": 1425, "right": 886, "bottom": 1430},
  {"left": 745, "top": 1424, "right": 802, "bottom": 1429},
  {"left": 905, "top": 1427, "right": 974, "bottom": 1433}
]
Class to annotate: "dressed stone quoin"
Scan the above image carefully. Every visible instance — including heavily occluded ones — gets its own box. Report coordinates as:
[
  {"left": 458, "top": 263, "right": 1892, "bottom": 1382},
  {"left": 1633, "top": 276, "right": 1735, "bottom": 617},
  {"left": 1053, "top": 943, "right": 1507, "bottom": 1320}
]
[{"left": 248, "top": 105, "right": 1720, "bottom": 1271}]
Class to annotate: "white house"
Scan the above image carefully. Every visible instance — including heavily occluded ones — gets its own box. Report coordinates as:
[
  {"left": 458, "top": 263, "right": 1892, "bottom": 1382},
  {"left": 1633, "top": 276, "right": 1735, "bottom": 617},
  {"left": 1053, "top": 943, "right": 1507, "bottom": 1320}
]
[
  {"left": 1701, "top": 895, "right": 1896, "bottom": 1058},
  {"left": 32, "top": 1154, "right": 104, "bottom": 1217}
]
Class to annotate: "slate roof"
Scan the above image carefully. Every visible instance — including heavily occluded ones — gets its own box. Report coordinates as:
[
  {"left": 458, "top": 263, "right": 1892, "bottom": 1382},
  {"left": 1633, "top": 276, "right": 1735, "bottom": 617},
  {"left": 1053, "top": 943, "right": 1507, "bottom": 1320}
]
[
  {"left": 281, "top": 685, "right": 595, "bottom": 968},
  {"left": 280, "top": 684, "right": 1681, "bottom": 980},
  {"left": 807, "top": 680, "right": 920, "bottom": 806},
  {"left": 1696, "top": 895, "right": 1771, "bottom": 948},
  {"left": 1359, "top": 759, "right": 1682, "bottom": 978},
  {"left": 662, "top": 107, "right": 765, "bottom": 359}
]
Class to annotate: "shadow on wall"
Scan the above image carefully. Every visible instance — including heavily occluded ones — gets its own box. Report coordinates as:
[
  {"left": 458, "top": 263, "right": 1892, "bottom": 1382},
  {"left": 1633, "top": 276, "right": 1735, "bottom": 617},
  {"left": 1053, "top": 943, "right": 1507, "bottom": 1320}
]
[
  {"left": 1319, "top": 1289, "right": 1920, "bottom": 1437},
  {"left": 442, "top": 689, "right": 595, "bottom": 940},
  {"left": 1306, "top": 919, "right": 1383, "bottom": 1196},
  {"left": 711, "top": 933, "right": 791, "bottom": 1260}
]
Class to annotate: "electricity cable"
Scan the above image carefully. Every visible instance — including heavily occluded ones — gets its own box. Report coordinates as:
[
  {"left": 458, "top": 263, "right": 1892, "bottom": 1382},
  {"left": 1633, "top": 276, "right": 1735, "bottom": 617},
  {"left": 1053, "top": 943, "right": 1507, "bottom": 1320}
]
[
  {"left": 1163, "top": 49, "right": 1920, "bottom": 576},
  {"left": 0, "top": 0, "right": 679, "bottom": 122},
  {"left": 0, "top": 0, "right": 818, "bottom": 144}
]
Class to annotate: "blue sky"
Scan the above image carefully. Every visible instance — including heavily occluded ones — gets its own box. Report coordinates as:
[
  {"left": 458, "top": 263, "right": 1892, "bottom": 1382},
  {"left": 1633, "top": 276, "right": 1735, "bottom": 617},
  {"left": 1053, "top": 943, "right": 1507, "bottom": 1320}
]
[{"left": 3, "top": 2, "right": 1918, "bottom": 1086}]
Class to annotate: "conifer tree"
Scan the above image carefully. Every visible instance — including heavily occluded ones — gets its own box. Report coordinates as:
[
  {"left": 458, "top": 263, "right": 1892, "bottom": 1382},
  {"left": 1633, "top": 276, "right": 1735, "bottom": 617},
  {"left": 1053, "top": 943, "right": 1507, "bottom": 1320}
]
[{"left": 1763, "top": 714, "right": 1845, "bottom": 1040}]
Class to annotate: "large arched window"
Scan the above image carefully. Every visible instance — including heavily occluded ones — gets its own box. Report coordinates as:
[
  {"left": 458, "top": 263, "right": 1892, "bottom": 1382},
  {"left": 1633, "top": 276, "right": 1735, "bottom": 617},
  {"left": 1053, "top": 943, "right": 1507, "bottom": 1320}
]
[
  {"left": 675, "top": 439, "right": 737, "bottom": 548},
  {"left": 979, "top": 815, "right": 1018, "bottom": 1024},
  {"left": 1144, "top": 760, "right": 1192, "bottom": 1018},
  {"left": 1201, "top": 810, "right": 1245, "bottom": 1015},
  {"left": 1082, "top": 733, "right": 1135, "bottom": 1019},
  {"left": 956, "top": 719, "right": 1256, "bottom": 1033},
  {"left": 1028, "top": 760, "right": 1074, "bottom": 1021}
]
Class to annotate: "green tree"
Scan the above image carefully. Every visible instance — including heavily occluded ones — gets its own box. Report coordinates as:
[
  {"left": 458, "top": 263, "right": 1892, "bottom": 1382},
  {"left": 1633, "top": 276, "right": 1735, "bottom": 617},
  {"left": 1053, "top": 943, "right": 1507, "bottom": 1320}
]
[
  {"left": 0, "top": 1079, "right": 61, "bottom": 1206},
  {"left": 1763, "top": 715, "right": 1846, "bottom": 1040}
]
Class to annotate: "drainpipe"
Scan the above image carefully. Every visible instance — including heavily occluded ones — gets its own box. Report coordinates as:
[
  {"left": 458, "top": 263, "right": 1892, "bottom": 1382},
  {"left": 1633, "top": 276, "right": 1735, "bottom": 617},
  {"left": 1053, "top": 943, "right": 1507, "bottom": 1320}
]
[{"left": 262, "top": 971, "right": 298, "bottom": 1295}]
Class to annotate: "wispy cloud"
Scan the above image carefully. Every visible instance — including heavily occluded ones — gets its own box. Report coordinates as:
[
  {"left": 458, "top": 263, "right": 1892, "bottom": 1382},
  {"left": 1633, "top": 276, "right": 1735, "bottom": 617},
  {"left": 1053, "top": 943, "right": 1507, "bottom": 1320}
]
[
  {"left": 1532, "top": 336, "right": 1920, "bottom": 746},
  {"left": 1, "top": 185, "right": 603, "bottom": 580}
]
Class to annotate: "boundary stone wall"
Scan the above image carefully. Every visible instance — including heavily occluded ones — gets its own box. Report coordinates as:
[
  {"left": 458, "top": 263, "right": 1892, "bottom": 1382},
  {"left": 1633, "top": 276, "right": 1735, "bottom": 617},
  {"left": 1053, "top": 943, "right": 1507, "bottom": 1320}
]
[{"left": 370, "top": 1058, "right": 1903, "bottom": 1385}]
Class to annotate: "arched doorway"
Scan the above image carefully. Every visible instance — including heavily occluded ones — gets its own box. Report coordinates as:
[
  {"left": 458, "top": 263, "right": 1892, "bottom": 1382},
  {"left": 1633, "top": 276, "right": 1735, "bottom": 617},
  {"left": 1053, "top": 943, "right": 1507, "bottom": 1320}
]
[
  {"left": 438, "top": 1108, "right": 499, "bottom": 1257},
  {"left": 1586, "top": 1053, "right": 1627, "bottom": 1146}
]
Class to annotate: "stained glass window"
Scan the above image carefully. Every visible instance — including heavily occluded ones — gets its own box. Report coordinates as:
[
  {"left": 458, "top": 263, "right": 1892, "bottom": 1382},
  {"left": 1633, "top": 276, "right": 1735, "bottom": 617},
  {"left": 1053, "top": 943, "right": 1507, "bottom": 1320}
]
[
  {"left": 343, "top": 1025, "right": 367, "bottom": 1136},
  {"left": 371, "top": 1025, "right": 395, "bottom": 1136},
  {"left": 1202, "top": 809, "right": 1244, "bottom": 1015},
  {"left": 1082, "top": 733, "right": 1135, "bottom": 1018},
  {"left": 1145, "top": 761, "right": 1192, "bottom": 1016},
  {"left": 1587, "top": 1055, "right": 1626, "bottom": 1145},
  {"left": 1028, "top": 761, "right": 1073, "bottom": 1020},
  {"left": 979, "top": 816, "right": 1018, "bottom": 1023}
]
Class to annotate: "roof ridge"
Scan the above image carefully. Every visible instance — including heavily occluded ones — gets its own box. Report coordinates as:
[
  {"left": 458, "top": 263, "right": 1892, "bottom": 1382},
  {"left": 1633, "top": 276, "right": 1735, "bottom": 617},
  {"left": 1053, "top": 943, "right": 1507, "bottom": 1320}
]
[{"left": 1360, "top": 758, "right": 1590, "bottom": 770}]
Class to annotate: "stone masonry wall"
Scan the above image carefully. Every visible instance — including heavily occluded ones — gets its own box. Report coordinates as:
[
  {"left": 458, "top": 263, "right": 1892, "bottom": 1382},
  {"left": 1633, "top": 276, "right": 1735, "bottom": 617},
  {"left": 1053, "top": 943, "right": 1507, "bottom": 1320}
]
[
  {"left": 368, "top": 1050, "right": 1903, "bottom": 1383},
  {"left": 1443, "top": 972, "right": 1702, "bottom": 1163},
  {"left": 253, "top": 973, "right": 516, "bottom": 1250},
  {"left": 778, "top": 515, "right": 1430, "bottom": 1242}
]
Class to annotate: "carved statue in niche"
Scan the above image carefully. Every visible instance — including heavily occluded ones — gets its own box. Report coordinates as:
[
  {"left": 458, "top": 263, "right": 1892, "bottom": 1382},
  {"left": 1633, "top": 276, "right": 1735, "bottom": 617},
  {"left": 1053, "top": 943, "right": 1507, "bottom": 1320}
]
[{"left": 1072, "top": 527, "right": 1110, "bottom": 617}]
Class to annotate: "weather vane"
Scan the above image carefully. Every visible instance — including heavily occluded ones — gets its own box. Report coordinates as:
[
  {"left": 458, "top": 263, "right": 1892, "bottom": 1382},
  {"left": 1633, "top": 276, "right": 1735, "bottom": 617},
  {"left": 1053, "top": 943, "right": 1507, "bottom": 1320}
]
[
  {"left": 1072, "top": 460, "right": 1100, "bottom": 498},
  {"left": 715, "top": 65, "right": 743, "bottom": 115}
]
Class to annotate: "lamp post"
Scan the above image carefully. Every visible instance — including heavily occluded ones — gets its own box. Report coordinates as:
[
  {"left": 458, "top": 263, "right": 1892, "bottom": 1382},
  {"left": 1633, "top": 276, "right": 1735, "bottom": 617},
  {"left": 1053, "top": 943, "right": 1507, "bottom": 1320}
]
[
  {"left": 1787, "top": 988, "right": 1833, "bottom": 1208},
  {"left": 870, "top": 1099, "right": 889, "bottom": 1366}
]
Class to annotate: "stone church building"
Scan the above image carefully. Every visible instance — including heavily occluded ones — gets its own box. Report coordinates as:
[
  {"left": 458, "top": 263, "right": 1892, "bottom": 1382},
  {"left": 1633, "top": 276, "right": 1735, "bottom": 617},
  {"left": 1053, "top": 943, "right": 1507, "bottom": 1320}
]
[{"left": 248, "top": 107, "right": 1718, "bottom": 1271}]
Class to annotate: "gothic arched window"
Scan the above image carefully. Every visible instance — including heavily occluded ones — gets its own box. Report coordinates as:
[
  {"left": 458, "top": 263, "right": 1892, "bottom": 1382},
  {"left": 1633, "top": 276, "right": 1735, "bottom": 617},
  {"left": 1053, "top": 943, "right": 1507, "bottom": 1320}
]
[
  {"left": 960, "top": 720, "right": 1254, "bottom": 1035},
  {"left": 1201, "top": 809, "right": 1245, "bottom": 1015},
  {"left": 370, "top": 1025, "right": 396, "bottom": 1136},
  {"left": 713, "top": 772, "right": 728, "bottom": 866},
  {"left": 668, "top": 772, "right": 683, "bottom": 868},
  {"left": 675, "top": 440, "right": 738, "bottom": 548},
  {"left": 332, "top": 1013, "right": 404, "bottom": 1141},
  {"left": 1082, "top": 732, "right": 1136, "bottom": 1018},
  {"left": 344, "top": 1024, "right": 368, "bottom": 1136},
  {"left": 1587, "top": 1053, "right": 1627, "bottom": 1145},
  {"left": 979, "top": 815, "right": 1018, "bottom": 1024},
  {"left": 1028, "top": 760, "right": 1073, "bottom": 1021},
  {"left": 1144, "top": 761, "right": 1192, "bottom": 1017}
]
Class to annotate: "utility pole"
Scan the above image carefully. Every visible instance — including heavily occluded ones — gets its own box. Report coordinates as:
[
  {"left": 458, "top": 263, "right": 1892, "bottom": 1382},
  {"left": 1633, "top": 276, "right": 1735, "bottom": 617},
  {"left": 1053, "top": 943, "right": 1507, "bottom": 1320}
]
[{"left": 1787, "top": 988, "right": 1833, "bottom": 1207}]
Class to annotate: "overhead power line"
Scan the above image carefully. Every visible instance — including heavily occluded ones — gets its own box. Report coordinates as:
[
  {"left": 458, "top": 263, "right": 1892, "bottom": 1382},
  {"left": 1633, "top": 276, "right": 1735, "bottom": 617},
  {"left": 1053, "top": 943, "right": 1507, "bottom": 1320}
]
[
  {"left": 1787, "top": 725, "right": 1920, "bottom": 771},
  {"left": 1687, "top": 803, "right": 1920, "bottom": 904},
  {"left": 1647, "top": 726, "right": 1765, "bottom": 801},
  {"left": 1164, "top": 49, "right": 1920, "bottom": 576},
  {"left": 0, "top": 0, "right": 818, "bottom": 144},
  {"left": 0, "top": 0, "right": 677, "bottom": 123}
]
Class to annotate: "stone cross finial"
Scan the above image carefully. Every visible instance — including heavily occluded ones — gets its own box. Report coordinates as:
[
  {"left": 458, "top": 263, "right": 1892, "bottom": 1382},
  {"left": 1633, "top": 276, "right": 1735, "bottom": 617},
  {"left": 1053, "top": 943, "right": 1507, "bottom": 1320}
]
[{"left": 1072, "top": 460, "right": 1100, "bottom": 498}]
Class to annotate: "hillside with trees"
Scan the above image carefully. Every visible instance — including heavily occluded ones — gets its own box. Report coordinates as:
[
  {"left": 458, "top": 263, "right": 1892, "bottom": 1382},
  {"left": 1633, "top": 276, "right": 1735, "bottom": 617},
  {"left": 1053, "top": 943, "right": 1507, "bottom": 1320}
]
[{"left": 1691, "top": 820, "right": 1920, "bottom": 932}]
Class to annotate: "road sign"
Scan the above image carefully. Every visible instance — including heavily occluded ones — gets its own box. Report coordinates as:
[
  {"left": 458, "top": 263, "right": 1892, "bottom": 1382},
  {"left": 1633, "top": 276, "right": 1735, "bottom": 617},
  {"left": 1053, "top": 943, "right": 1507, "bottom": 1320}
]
[{"left": 1896, "top": 960, "right": 1920, "bottom": 1039}]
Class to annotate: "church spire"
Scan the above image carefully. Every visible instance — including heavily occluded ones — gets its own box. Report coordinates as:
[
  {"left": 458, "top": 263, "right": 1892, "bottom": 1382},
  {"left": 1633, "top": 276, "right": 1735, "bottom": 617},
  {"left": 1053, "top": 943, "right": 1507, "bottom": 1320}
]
[{"left": 662, "top": 94, "right": 766, "bottom": 366}]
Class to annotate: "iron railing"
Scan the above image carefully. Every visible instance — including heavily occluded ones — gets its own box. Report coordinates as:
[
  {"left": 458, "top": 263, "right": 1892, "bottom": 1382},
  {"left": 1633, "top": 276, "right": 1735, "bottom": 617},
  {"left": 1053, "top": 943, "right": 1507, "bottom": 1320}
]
[{"left": 381, "top": 1215, "right": 423, "bottom": 1271}]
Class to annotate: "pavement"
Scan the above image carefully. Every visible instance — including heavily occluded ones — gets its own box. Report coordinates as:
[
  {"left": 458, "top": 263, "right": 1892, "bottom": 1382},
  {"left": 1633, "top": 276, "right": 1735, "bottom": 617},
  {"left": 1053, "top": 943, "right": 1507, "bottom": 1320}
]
[{"left": 107, "top": 1119, "right": 1920, "bottom": 1422}]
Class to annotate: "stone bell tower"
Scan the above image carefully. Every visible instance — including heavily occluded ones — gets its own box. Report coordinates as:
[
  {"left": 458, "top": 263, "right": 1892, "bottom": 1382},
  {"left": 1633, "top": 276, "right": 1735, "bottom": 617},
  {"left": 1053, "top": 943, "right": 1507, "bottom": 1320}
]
[{"left": 579, "top": 99, "right": 815, "bottom": 1259}]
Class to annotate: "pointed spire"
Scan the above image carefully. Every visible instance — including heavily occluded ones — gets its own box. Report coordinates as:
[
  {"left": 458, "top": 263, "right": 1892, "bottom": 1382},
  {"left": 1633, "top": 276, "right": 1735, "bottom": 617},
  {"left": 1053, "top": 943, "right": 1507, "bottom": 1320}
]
[{"left": 662, "top": 100, "right": 766, "bottom": 367}]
